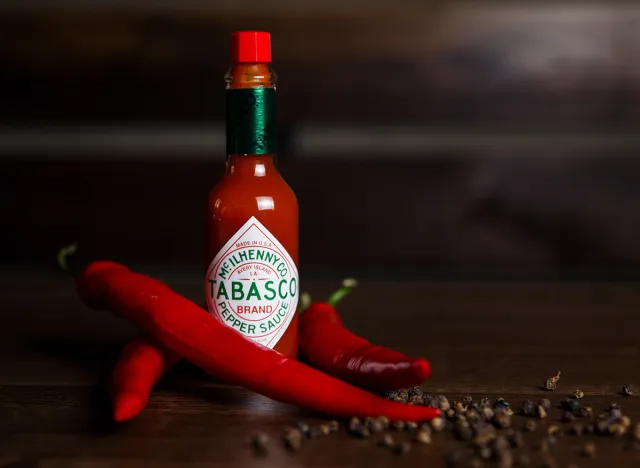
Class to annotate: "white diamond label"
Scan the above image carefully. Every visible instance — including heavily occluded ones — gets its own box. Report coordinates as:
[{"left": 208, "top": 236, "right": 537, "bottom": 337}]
[{"left": 205, "top": 216, "right": 298, "bottom": 349}]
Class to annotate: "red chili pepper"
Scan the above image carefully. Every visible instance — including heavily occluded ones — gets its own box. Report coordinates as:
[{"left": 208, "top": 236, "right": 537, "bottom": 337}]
[
  {"left": 299, "top": 280, "right": 431, "bottom": 391},
  {"left": 72, "top": 259, "right": 440, "bottom": 421},
  {"left": 110, "top": 334, "right": 179, "bottom": 422}
]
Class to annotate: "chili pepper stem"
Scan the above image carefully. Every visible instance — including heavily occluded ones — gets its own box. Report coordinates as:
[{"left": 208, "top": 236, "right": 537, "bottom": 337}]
[
  {"left": 57, "top": 243, "right": 78, "bottom": 273},
  {"left": 326, "top": 278, "right": 358, "bottom": 307}
]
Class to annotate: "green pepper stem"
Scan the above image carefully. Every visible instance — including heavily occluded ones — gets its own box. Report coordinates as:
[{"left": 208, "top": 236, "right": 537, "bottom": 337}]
[
  {"left": 326, "top": 278, "right": 358, "bottom": 307},
  {"left": 56, "top": 243, "right": 82, "bottom": 278}
]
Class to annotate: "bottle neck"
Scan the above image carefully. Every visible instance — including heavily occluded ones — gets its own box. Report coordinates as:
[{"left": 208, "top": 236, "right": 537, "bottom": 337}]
[
  {"left": 225, "top": 63, "right": 277, "bottom": 161},
  {"left": 225, "top": 154, "right": 277, "bottom": 177}
]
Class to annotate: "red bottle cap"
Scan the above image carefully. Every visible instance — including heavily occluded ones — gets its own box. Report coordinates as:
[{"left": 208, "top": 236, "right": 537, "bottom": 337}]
[{"left": 230, "top": 31, "right": 271, "bottom": 63}]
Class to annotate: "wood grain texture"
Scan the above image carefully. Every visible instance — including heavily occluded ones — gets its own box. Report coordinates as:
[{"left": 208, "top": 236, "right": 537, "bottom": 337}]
[{"left": 1, "top": 270, "right": 640, "bottom": 465}]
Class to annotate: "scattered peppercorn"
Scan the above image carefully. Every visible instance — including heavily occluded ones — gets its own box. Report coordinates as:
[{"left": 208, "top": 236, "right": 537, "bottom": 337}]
[
  {"left": 437, "top": 396, "right": 451, "bottom": 411},
  {"left": 328, "top": 420, "right": 339, "bottom": 433},
  {"left": 466, "top": 409, "right": 480, "bottom": 422},
  {"left": 415, "top": 429, "right": 432, "bottom": 444},
  {"left": 348, "top": 417, "right": 361, "bottom": 433},
  {"left": 561, "top": 397, "right": 581, "bottom": 412},
  {"left": 366, "top": 417, "right": 385, "bottom": 434},
  {"left": 308, "top": 425, "right": 325, "bottom": 439},
  {"left": 408, "top": 395, "right": 425, "bottom": 405},
  {"left": 538, "top": 438, "right": 550, "bottom": 453},
  {"left": 536, "top": 405, "right": 547, "bottom": 419},
  {"left": 481, "top": 407, "right": 494, "bottom": 421},
  {"left": 569, "top": 424, "right": 584, "bottom": 436},
  {"left": 251, "top": 432, "right": 270, "bottom": 456},
  {"left": 379, "top": 433, "right": 394, "bottom": 448},
  {"left": 547, "top": 425, "right": 561, "bottom": 436},
  {"left": 391, "top": 420, "right": 406, "bottom": 431},
  {"left": 394, "top": 441, "right": 411, "bottom": 455},
  {"left": 462, "top": 396, "right": 473, "bottom": 406},
  {"left": 454, "top": 402, "right": 466, "bottom": 414},
  {"left": 353, "top": 425, "right": 371, "bottom": 438},
  {"left": 521, "top": 400, "right": 536, "bottom": 417},
  {"left": 398, "top": 389, "right": 409, "bottom": 402},
  {"left": 474, "top": 423, "right": 497, "bottom": 446},
  {"left": 478, "top": 445, "right": 493, "bottom": 460},
  {"left": 524, "top": 420, "right": 537, "bottom": 432},
  {"left": 539, "top": 398, "right": 552, "bottom": 410},
  {"left": 562, "top": 411, "right": 576, "bottom": 423},
  {"left": 295, "top": 421, "right": 310, "bottom": 437},
  {"left": 507, "top": 430, "right": 524, "bottom": 449},
  {"left": 431, "top": 417, "right": 446, "bottom": 432},
  {"left": 582, "top": 442, "right": 596, "bottom": 458},
  {"left": 446, "top": 409, "right": 456, "bottom": 418},
  {"left": 409, "top": 386, "right": 424, "bottom": 398},
  {"left": 406, "top": 421, "right": 418, "bottom": 431},
  {"left": 545, "top": 371, "right": 561, "bottom": 391},
  {"left": 623, "top": 384, "right": 636, "bottom": 397},
  {"left": 494, "top": 412, "right": 512, "bottom": 429},
  {"left": 455, "top": 421, "right": 473, "bottom": 441},
  {"left": 283, "top": 427, "right": 303, "bottom": 452},
  {"left": 572, "top": 389, "right": 584, "bottom": 399}
]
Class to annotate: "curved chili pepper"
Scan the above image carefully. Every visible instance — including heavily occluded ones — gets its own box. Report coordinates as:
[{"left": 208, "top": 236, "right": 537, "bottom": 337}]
[
  {"left": 73, "top": 260, "right": 440, "bottom": 421},
  {"left": 110, "top": 334, "right": 179, "bottom": 422},
  {"left": 299, "top": 280, "right": 431, "bottom": 391}
]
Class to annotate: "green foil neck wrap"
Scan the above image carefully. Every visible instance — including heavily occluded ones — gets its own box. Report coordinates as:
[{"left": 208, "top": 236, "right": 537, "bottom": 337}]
[{"left": 226, "top": 88, "right": 277, "bottom": 156}]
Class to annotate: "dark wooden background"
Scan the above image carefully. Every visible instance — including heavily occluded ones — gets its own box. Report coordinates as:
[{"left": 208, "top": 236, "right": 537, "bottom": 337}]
[{"left": 1, "top": 1, "right": 640, "bottom": 276}]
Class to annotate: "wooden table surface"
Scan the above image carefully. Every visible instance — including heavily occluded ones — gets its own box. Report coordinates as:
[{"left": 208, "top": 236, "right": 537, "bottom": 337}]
[{"left": 2, "top": 269, "right": 640, "bottom": 467}]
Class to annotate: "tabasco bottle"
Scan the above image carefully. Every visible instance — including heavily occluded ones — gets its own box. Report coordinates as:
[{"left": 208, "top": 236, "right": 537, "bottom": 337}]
[{"left": 205, "top": 31, "right": 299, "bottom": 358}]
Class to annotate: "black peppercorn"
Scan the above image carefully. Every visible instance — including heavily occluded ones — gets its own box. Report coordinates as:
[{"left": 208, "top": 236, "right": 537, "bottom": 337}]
[
  {"left": 431, "top": 417, "right": 446, "bottom": 432},
  {"left": 295, "top": 421, "right": 310, "bottom": 437},
  {"left": 408, "top": 395, "right": 425, "bottom": 405},
  {"left": 308, "top": 426, "right": 325, "bottom": 439},
  {"left": 538, "top": 398, "right": 551, "bottom": 410},
  {"left": 415, "top": 429, "right": 432, "bottom": 444},
  {"left": 478, "top": 445, "right": 493, "bottom": 460},
  {"left": 544, "top": 371, "right": 561, "bottom": 391},
  {"left": 377, "top": 416, "right": 390, "bottom": 429},
  {"left": 353, "top": 425, "right": 371, "bottom": 438},
  {"left": 398, "top": 389, "right": 409, "bottom": 402},
  {"left": 582, "top": 441, "right": 596, "bottom": 458},
  {"left": 394, "top": 441, "right": 411, "bottom": 455},
  {"left": 474, "top": 423, "right": 497, "bottom": 446},
  {"left": 493, "top": 412, "right": 512, "bottom": 429},
  {"left": 409, "top": 386, "right": 424, "bottom": 398},
  {"left": 348, "top": 417, "right": 361, "bottom": 433},
  {"left": 521, "top": 400, "right": 536, "bottom": 417},
  {"left": 507, "top": 430, "right": 524, "bottom": 449},
  {"left": 391, "top": 420, "right": 406, "bottom": 431},
  {"left": 462, "top": 396, "right": 473, "bottom": 406},
  {"left": 455, "top": 421, "right": 473, "bottom": 441},
  {"left": 562, "top": 411, "right": 576, "bottom": 423},
  {"left": 366, "top": 418, "right": 384, "bottom": 434},
  {"left": 328, "top": 420, "right": 339, "bottom": 433},
  {"left": 569, "top": 424, "right": 584, "bottom": 436},
  {"left": 561, "top": 397, "right": 581, "bottom": 412},
  {"left": 623, "top": 384, "right": 636, "bottom": 397},
  {"left": 283, "top": 427, "right": 303, "bottom": 452},
  {"left": 379, "top": 433, "right": 394, "bottom": 448},
  {"left": 524, "top": 420, "right": 537, "bottom": 432},
  {"left": 251, "top": 432, "right": 270, "bottom": 456}
]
